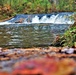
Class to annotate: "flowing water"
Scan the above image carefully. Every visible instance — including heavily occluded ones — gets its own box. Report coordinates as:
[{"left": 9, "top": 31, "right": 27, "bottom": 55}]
[
  {"left": 0, "top": 23, "right": 71, "bottom": 48},
  {"left": 0, "top": 12, "right": 75, "bottom": 48}
]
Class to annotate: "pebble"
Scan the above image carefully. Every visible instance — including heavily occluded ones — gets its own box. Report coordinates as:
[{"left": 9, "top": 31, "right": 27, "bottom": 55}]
[
  {"left": 11, "top": 56, "right": 18, "bottom": 59},
  {"left": 0, "top": 50, "right": 2, "bottom": 52},
  {"left": 0, "top": 47, "right": 2, "bottom": 52},
  {"left": 6, "top": 53, "right": 15, "bottom": 57},
  {"left": 0, "top": 57, "right": 10, "bottom": 61},
  {"left": 0, "top": 47, "right": 2, "bottom": 50},
  {"left": 0, "top": 65, "right": 2, "bottom": 69},
  {"left": 0, "top": 47, "right": 76, "bottom": 73}
]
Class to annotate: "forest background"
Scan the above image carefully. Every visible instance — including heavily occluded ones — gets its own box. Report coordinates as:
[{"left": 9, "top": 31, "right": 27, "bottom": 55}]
[{"left": 0, "top": 0, "right": 76, "bottom": 20}]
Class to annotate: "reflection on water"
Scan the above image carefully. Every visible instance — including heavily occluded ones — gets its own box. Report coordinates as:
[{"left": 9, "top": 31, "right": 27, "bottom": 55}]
[{"left": 0, "top": 23, "right": 70, "bottom": 48}]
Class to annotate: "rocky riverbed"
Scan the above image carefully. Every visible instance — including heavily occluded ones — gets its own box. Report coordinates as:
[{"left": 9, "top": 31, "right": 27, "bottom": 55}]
[{"left": 0, "top": 46, "right": 76, "bottom": 75}]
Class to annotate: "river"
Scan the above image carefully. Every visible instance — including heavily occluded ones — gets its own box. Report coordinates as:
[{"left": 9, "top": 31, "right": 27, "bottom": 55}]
[{"left": 0, "top": 12, "right": 74, "bottom": 48}]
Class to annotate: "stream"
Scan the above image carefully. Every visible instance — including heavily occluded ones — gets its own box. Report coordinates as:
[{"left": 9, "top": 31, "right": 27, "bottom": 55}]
[
  {"left": 0, "top": 12, "right": 75, "bottom": 48},
  {"left": 0, "top": 12, "right": 76, "bottom": 74}
]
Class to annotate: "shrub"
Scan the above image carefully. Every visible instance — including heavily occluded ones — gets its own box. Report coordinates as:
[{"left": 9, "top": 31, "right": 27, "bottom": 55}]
[{"left": 61, "top": 23, "right": 76, "bottom": 47}]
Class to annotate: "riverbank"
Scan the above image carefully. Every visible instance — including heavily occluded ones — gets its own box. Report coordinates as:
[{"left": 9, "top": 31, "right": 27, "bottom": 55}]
[
  {"left": 0, "top": 46, "right": 76, "bottom": 61},
  {"left": 0, "top": 15, "right": 13, "bottom": 22},
  {"left": 0, "top": 46, "right": 76, "bottom": 75}
]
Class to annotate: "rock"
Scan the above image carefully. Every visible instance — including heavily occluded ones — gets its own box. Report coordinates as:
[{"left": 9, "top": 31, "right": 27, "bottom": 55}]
[
  {"left": 11, "top": 56, "right": 18, "bottom": 59},
  {"left": 0, "top": 47, "right": 2, "bottom": 50},
  {"left": 61, "top": 47, "right": 69, "bottom": 53},
  {"left": 66, "top": 48, "right": 74, "bottom": 54},
  {"left": 70, "top": 21, "right": 76, "bottom": 27},
  {"left": 0, "top": 50, "right": 2, "bottom": 52},
  {"left": 6, "top": 53, "right": 15, "bottom": 57},
  {"left": 15, "top": 18, "right": 24, "bottom": 23},
  {"left": 0, "top": 57, "right": 10, "bottom": 61},
  {"left": 0, "top": 47, "right": 2, "bottom": 52},
  {"left": 0, "top": 65, "right": 2, "bottom": 69},
  {"left": 61, "top": 47, "right": 74, "bottom": 54},
  {"left": 49, "top": 46, "right": 61, "bottom": 52}
]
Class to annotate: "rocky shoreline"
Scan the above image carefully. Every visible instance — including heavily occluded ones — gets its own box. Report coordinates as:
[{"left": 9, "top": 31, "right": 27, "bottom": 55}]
[{"left": 0, "top": 46, "right": 76, "bottom": 75}]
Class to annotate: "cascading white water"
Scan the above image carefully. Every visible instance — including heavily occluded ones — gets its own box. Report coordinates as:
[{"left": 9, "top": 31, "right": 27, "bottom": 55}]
[
  {"left": 32, "top": 14, "right": 59, "bottom": 23},
  {"left": 32, "top": 16, "right": 40, "bottom": 23},
  {"left": 54, "top": 15, "right": 74, "bottom": 24},
  {"left": 49, "top": 14, "right": 59, "bottom": 23},
  {"left": 0, "top": 12, "right": 75, "bottom": 25},
  {"left": 0, "top": 22, "right": 12, "bottom": 25},
  {"left": 31, "top": 14, "right": 74, "bottom": 24}
]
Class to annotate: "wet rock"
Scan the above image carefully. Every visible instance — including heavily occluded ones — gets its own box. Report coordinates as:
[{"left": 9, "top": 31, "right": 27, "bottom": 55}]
[{"left": 15, "top": 18, "right": 24, "bottom": 23}]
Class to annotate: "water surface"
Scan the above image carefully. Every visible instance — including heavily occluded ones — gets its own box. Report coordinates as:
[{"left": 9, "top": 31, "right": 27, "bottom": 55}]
[{"left": 0, "top": 23, "right": 70, "bottom": 48}]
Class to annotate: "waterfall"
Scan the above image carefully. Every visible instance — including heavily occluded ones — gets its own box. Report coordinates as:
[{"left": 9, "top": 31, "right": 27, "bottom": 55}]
[
  {"left": 0, "top": 12, "right": 75, "bottom": 25},
  {"left": 32, "top": 16, "right": 40, "bottom": 23}
]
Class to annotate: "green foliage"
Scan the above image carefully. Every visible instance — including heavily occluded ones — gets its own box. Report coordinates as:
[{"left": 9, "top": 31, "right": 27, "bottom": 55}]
[
  {"left": 0, "top": 0, "right": 75, "bottom": 14},
  {"left": 56, "top": 0, "right": 76, "bottom": 11},
  {"left": 0, "top": 0, "right": 76, "bottom": 20},
  {"left": 61, "top": 26, "right": 76, "bottom": 47}
]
